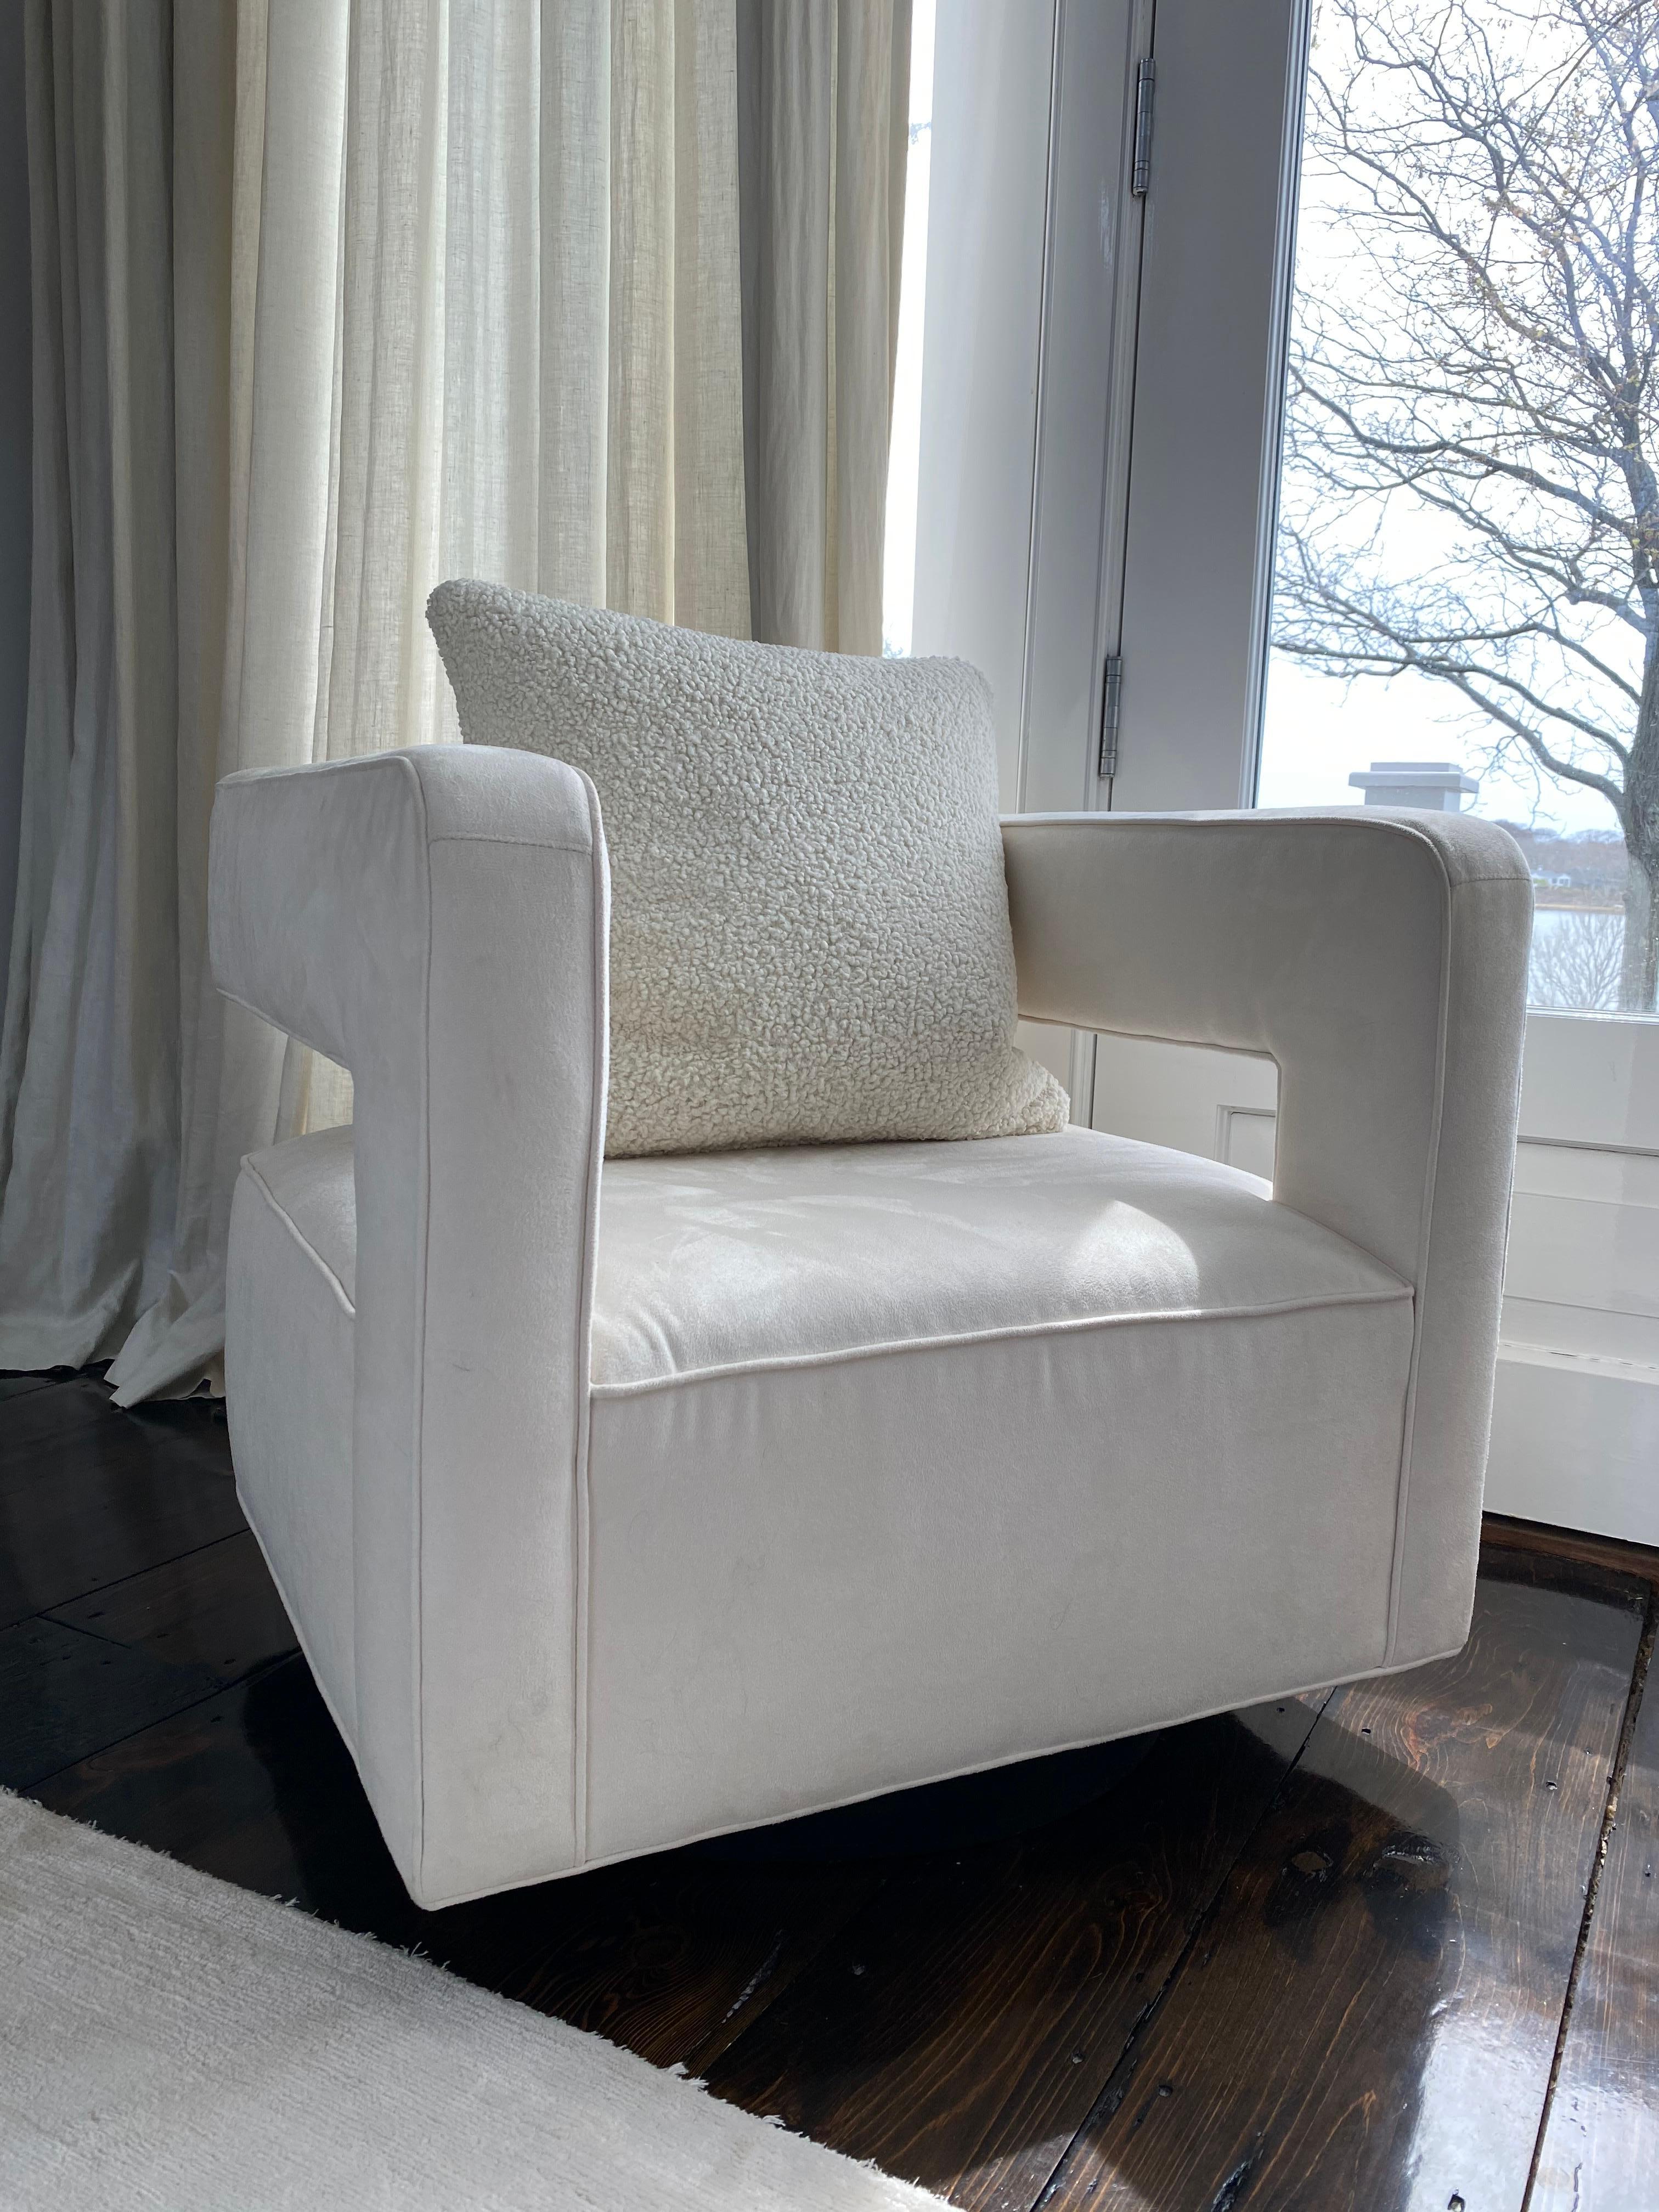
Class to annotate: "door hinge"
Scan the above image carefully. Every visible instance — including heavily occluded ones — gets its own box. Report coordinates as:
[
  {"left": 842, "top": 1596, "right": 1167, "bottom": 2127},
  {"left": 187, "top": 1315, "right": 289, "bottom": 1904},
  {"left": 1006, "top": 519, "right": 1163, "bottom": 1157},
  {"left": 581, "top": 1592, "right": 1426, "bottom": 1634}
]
[
  {"left": 1098, "top": 654, "right": 1124, "bottom": 779},
  {"left": 1131, "top": 58, "right": 1155, "bottom": 198}
]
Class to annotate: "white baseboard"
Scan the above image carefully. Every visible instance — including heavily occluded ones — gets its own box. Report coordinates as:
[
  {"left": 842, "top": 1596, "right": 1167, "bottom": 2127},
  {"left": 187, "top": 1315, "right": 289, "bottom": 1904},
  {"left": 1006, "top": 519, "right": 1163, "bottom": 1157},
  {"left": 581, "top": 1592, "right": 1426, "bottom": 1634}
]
[{"left": 1485, "top": 1342, "right": 1659, "bottom": 1547}]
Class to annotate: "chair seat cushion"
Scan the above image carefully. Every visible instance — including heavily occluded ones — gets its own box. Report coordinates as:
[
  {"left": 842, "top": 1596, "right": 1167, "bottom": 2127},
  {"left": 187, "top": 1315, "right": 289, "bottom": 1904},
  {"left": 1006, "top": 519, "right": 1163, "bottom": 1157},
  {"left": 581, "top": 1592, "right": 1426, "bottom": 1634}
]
[
  {"left": 590, "top": 1126, "right": 1407, "bottom": 1392},
  {"left": 244, "top": 1124, "right": 1404, "bottom": 1380}
]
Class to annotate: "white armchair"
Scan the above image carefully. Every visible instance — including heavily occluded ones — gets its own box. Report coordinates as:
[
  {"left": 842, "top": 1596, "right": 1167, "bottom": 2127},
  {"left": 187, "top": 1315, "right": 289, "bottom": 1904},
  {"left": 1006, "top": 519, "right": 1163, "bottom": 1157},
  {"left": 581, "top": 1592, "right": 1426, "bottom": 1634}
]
[{"left": 210, "top": 745, "right": 1530, "bottom": 1909}]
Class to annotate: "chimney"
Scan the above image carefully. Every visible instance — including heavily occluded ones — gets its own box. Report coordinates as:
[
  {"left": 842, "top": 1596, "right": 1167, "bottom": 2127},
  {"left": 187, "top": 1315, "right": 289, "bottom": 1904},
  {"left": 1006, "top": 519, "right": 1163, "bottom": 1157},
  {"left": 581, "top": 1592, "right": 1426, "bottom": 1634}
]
[{"left": 1347, "top": 761, "right": 1479, "bottom": 813}]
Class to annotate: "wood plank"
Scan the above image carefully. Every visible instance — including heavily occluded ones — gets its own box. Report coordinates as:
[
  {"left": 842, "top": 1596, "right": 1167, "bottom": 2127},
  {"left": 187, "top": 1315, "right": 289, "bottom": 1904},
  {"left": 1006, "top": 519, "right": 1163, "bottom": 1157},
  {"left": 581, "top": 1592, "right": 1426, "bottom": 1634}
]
[
  {"left": 0, "top": 1377, "right": 125, "bottom": 1473},
  {"left": 47, "top": 1530, "right": 298, "bottom": 1683},
  {"left": 1036, "top": 1568, "right": 1642, "bottom": 2212},
  {"left": 1485, "top": 1509, "right": 1659, "bottom": 1594},
  {"left": 0, "top": 1398, "right": 244, "bottom": 1628},
  {"left": 1531, "top": 1602, "right": 1659, "bottom": 2210},
  {"left": 29, "top": 1652, "right": 882, "bottom": 2071},
  {"left": 0, "top": 1373, "right": 66, "bottom": 1403},
  {"left": 0, "top": 1616, "right": 224, "bottom": 1790},
  {"left": 29, "top": 1655, "right": 442, "bottom": 1939},
  {"left": 452, "top": 1852, "right": 886, "bottom": 2075},
  {"left": 0, "top": 1380, "right": 235, "bottom": 1492},
  {"left": 703, "top": 1700, "right": 1325, "bottom": 2209}
]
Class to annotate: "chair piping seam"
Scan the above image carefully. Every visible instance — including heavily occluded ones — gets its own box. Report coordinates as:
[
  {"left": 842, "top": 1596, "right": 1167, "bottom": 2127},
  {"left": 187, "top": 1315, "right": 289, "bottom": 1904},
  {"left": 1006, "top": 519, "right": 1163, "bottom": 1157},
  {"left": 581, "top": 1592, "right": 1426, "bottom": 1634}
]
[
  {"left": 425, "top": 833, "right": 593, "bottom": 853},
  {"left": 589, "top": 1282, "right": 1414, "bottom": 1400},
  {"left": 1381, "top": 848, "right": 1456, "bottom": 1667},
  {"left": 239, "top": 1153, "right": 356, "bottom": 1319},
  {"left": 572, "top": 774, "right": 608, "bottom": 1868},
  {"left": 410, "top": 757, "right": 436, "bottom": 1901}
]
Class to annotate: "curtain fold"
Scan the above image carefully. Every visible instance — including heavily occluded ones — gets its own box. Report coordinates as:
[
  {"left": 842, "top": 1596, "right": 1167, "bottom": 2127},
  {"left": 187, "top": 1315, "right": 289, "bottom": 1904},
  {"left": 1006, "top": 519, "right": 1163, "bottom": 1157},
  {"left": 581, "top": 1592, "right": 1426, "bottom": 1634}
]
[
  {"left": 0, "top": 0, "right": 191, "bottom": 1371},
  {"left": 736, "top": 0, "right": 910, "bottom": 653},
  {"left": 0, "top": 0, "right": 909, "bottom": 1401}
]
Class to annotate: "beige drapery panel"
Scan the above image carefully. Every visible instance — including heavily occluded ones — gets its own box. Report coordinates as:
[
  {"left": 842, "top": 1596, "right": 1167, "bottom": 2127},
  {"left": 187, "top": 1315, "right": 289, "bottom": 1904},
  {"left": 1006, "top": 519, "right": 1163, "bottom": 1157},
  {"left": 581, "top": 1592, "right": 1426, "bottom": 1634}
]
[
  {"left": 738, "top": 0, "right": 911, "bottom": 651},
  {"left": 0, "top": 0, "right": 910, "bottom": 1400}
]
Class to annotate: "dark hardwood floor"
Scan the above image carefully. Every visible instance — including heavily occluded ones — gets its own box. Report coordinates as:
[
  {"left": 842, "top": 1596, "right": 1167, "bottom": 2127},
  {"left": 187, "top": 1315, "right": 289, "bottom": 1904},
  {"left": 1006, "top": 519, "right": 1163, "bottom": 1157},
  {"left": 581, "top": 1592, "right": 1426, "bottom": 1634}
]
[{"left": 3, "top": 1371, "right": 1654, "bottom": 2210}]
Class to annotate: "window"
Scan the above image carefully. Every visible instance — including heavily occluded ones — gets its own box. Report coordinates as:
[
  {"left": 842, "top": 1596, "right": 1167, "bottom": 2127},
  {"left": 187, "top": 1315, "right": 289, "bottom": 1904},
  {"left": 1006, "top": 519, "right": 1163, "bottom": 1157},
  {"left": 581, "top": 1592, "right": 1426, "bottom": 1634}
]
[
  {"left": 1257, "top": 0, "right": 1659, "bottom": 1015},
  {"left": 963, "top": 0, "right": 1659, "bottom": 1541}
]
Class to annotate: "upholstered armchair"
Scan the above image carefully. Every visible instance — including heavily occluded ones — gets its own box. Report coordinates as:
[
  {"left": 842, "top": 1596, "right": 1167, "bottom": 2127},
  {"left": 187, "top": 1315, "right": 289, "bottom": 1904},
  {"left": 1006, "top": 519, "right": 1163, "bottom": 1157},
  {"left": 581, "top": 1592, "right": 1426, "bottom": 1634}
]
[{"left": 211, "top": 742, "right": 1530, "bottom": 1909}]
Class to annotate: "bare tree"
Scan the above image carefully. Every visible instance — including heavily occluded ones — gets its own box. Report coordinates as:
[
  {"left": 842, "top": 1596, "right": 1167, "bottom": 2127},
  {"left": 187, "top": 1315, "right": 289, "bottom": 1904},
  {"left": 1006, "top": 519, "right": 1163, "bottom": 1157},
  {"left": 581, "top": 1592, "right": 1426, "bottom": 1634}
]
[
  {"left": 1528, "top": 906, "right": 1627, "bottom": 1001},
  {"left": 1273, "top": 0, "right": 1659, "bottom": 1009}
]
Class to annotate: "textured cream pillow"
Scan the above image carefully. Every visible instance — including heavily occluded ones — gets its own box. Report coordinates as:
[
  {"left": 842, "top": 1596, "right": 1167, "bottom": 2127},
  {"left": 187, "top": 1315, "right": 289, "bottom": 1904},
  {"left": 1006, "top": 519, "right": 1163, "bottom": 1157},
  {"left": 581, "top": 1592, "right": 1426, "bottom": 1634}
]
[{"left": 426, "top": 582, "right": 1068, "bottom": 1158}]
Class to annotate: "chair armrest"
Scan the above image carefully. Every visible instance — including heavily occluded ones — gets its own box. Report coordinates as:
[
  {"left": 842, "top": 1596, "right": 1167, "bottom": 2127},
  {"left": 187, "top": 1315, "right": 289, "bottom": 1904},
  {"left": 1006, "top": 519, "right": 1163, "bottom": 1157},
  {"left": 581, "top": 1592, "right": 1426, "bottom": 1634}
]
[
  {"left": 1002, "top": 806, "right": 1532, "bottom": 1667},
  {"left": 211, "top": 744, "right": 609, "bottom": 1905}
]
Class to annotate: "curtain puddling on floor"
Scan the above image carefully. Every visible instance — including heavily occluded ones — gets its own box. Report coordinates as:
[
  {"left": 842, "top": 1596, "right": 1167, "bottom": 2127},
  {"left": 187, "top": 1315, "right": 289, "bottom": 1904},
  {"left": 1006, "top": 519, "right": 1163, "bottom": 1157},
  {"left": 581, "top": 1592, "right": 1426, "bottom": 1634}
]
[{"left": 0, "top": 0, "right": 911, "bottom": 1401}]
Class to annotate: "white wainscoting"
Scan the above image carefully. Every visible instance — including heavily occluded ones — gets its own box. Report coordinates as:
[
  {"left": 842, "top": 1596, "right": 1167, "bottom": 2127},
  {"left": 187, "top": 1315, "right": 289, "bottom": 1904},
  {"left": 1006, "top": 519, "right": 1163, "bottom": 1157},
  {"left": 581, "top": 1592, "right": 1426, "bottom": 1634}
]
[{"left": 1487, "top": 1015, "right": 1659, "bottom": 1543}]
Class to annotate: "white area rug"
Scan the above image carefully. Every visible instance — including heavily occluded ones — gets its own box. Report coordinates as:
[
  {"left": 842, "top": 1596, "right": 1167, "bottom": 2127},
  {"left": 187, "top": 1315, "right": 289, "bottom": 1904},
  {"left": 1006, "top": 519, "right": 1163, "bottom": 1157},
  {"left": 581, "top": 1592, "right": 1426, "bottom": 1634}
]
[{"left": 0, "top": 1791, "right": 938, "bottom": 2210}]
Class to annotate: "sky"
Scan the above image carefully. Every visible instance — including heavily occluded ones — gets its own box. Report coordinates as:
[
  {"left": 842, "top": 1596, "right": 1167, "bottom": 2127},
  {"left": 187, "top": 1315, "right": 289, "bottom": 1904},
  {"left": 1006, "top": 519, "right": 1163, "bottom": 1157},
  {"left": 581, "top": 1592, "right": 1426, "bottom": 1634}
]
[{"left": 1257, "top": 655, "right": 1618, "bottom": 833}]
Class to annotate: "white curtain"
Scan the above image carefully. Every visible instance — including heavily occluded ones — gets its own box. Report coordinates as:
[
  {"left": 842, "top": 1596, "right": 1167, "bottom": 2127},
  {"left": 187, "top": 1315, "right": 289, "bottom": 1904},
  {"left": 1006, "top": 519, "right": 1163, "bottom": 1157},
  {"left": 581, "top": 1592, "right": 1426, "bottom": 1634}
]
[{"left": 0, "top": 0, "right": 909, "bottom": 1401}]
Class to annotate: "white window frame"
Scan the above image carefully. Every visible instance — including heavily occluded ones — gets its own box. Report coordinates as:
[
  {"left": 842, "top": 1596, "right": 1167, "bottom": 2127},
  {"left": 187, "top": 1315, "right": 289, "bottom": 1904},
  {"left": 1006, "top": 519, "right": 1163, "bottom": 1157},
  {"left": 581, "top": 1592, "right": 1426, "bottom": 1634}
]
[{"left": 912, "top": 0, "right": 1659, "bottom": 1543}]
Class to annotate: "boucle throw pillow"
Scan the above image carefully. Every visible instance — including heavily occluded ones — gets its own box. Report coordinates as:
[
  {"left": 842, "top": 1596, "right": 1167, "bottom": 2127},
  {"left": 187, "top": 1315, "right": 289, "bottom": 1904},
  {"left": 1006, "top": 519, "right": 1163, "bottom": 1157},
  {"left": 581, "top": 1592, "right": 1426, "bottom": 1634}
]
[{"left": 426, "top": 580, "right": 1069, "bottom": 1158}]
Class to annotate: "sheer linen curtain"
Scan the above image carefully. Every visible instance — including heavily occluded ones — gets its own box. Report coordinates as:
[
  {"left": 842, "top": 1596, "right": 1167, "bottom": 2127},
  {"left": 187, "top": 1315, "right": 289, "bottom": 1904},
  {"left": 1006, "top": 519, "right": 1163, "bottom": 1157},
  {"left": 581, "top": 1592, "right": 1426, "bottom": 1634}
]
[
  {"left": 0, "top": 0, "right": 911, "bottom": 1401},
  {"left": 738, "top": 0, "right": 910, "bottom": 651}
]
